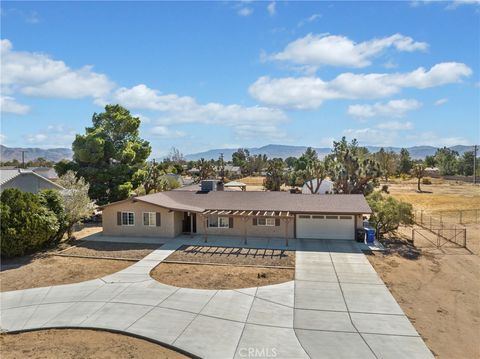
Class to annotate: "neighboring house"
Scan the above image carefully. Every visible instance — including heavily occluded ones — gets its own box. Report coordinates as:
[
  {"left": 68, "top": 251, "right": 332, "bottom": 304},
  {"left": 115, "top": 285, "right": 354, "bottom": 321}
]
[
  {"left": 0, "top": 169, "right": 64, "bottom": 193},
  {"left": 101, "top": 189, "right": 371, "bottom": 240},
  {"left": 27, "top": 167, "right": 59, "bottom": 180},
  {"left": 302, "top": 179, "right": 334, "bottom": 195}
]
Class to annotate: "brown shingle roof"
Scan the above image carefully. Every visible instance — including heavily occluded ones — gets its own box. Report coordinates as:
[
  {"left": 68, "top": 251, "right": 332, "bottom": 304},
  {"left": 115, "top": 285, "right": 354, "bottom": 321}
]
[{"left": 128, "top": 191, "right": 371, "bottom": 214}]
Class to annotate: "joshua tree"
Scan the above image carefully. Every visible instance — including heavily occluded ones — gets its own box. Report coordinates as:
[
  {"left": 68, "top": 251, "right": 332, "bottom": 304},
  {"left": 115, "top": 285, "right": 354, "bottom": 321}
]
[{"left": 411, "top": 163, "right": 426, "bottom": 192}]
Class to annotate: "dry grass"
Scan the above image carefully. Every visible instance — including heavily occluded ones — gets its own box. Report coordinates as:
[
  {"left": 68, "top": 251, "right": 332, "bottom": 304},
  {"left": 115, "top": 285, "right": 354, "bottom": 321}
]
[
  {"left": 0, "top": 329, "right": 189, "bottom": 359},
  {"left": 238, "top": 176, "right": 265, "bottom": 186},
  {"left": 385, "top": 177, "right": 480, "bottom": 211},
  {"left": 151, "top": 263, "right": 293, "bottom": 290},
  {"left": 57, "top": 241, "right": 159, "bottom": 260}
]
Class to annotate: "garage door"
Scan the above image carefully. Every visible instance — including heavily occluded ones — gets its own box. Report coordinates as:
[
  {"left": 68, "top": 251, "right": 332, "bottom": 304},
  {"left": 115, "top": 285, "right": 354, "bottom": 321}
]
[{"left": 296, "top": 214, "right": 354, "bottom": 240}]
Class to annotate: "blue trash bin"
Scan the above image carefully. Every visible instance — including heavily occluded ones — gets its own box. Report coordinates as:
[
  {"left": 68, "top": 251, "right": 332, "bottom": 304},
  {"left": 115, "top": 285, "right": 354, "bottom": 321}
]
[{"left": 364, "top": 227, "right": 376, "bottom": 244}]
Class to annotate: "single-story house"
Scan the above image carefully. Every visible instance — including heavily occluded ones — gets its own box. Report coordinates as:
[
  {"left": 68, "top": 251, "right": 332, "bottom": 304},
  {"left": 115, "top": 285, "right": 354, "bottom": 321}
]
[
  {"left": 0, "top": 169, "right": 64, "bottom": 193},
  {"left": 302, "top": 179, "right": 334, "bottom": 195},
  {"left": 101, "top": 190, "right": 371, "bottom": 241},
  {"left": 27, "top": 167, "right": 59, "bottom": 180}
]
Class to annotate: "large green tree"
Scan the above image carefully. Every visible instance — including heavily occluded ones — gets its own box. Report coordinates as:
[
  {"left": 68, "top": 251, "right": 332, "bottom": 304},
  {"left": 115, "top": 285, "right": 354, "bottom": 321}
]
[
  {"left": 327, "top": 137, "right": 381, "bottom": 195},
  {"left": 434, "top": 147, "right": 459, "bottom": 176},
  {"left": 398, "top": 148, "right": 413, "bottom": 174},
  {"left": 375, "top": 148, "right": 398, "bottom": 182},
  {"left": 57, "top": 105, "right": 151, "bottom": 205},
  {"left": 264, "top": 158, "right": 285, "bottom": 191},
  {"left": 457, "top": 151, "right": 475, "bottom": 176}
]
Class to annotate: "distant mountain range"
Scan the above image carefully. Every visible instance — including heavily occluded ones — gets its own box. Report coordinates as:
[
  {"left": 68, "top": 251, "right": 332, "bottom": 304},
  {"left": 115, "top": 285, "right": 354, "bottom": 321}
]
[
  {"left": 1, "top": 144, "right": 474, "bottom": 163},
  {"left": 0, "top": 145, "right": 73, "bottom": 162},
  {"left": 184, "top": 144, "right": 475, "bottom": 161}
]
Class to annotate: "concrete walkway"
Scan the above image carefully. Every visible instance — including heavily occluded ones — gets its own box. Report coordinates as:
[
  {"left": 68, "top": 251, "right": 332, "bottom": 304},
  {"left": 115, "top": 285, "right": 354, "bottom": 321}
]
[{"left": 1, "top": 237, "right": 433, "bottom": 359}]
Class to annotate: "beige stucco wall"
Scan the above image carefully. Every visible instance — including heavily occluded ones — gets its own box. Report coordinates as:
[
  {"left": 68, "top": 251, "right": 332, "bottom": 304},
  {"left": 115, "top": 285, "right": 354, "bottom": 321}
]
[
  {"left": 196, "top": 215, "right": 295, "bottom": 239},
  {"left": 102, "top": 200, "right": 177, "bottom": 237}
]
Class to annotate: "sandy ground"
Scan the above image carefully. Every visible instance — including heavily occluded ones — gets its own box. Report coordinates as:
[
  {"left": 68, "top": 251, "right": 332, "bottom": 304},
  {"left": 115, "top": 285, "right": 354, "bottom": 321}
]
[
  {"left": 385, "top": 177, "right": 480, "bottom": 211},
  {"left": 151, "top": 262, "right": 293, "bottom": 289},
  {"left": 57, "top": 241, "right": 159, "bottom": 260},
  {"left": 367, "top": 236, "right": 480, "bottom": 359},
  {"left": 0, "top": 329, "right": 188, "bottom": 359},
  {"left": 166, "top": 245, "right": 295, "bottom": 267},
  {"left": 0, "top": 256, "right": 132, "bottom": 292}
]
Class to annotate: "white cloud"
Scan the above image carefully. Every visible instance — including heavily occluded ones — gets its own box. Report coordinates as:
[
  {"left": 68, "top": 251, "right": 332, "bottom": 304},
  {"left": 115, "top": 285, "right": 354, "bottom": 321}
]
[
  {"left": 25, "top": 124, "right": 76, "bottom": 148},
  {"left": 0, "top": 96, "right": 30, "bottom": 114},
  {"left": 406, "top": 131, "right": 469, "bottom": 146},
  {"left": 0, "top": 133, "right": 7, "bottom": 144},
  {"left": 238, "top": 7, "right": 253, "bottom": 16},
  {"left": 447, "top": 0, "right": 480, "bottom": 9},
  {"left": 1, "top": 39, "right": 114, "bottom": 100},
  {"left": 267, "top": 1, "right": 276, "bottom": 16},
  {"left": 376, "top": 121, "right": 414, "bottom": 130},
  {"left": 347, "top": 99, "right": 422, "bottom": 118},
  {"left": 343, "top": 128, "right": 400, "bottom": 146},
  {"left": 434, "top": 98, "right": 448, "bottom": 106},
  {"left": 112, "top": 84, "right": 288, "bottom": 140},
  {"left": 249, "top": 62, "right": 472, "bottom": 109},
  {"left": 298, "top": 14, "right": 322, "bottom": 27},
  {"left": 150, "top": 126, "right": 186, "bottom": 139},
  {"left": 267, "top": 33, "right": 428, "bottom": 69}
]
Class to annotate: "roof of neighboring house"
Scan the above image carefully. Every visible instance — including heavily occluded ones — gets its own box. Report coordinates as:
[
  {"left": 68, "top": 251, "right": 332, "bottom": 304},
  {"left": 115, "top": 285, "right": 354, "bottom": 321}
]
[
  {"left": 224, "top": 181, "right": 247, "bottom": 187},
  {"left": 104, "top": 190, "right": 371, "bottom": 214},
  {"left": 0, "top": 169, "right": 64, "bottom": 189}
]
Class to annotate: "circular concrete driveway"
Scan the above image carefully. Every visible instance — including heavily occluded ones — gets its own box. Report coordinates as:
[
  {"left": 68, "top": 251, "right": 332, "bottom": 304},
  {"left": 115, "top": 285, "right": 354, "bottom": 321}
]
[{"left": 1, "top": 238, "right": 433, "bottom": 359}]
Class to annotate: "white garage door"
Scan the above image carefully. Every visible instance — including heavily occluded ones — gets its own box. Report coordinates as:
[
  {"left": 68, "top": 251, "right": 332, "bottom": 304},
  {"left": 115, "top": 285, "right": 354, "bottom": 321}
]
[{"left": 296, "top": 214, "right": 355, "bottom": 240}]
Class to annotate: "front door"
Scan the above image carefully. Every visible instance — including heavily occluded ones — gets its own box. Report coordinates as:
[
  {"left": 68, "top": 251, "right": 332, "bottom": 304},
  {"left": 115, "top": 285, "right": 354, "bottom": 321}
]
[{"left": 183, "top": 212, "right": 197, "bottom": 233}]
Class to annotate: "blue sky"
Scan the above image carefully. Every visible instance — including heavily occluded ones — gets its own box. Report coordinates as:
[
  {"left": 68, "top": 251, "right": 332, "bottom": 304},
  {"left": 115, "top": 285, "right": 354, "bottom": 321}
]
[{"left": 1, "top": 1, "right": 479, "bottom": 157}]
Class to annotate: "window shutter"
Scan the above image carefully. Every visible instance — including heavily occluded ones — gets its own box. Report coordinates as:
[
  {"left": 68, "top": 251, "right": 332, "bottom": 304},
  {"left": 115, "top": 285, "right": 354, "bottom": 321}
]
[
  {"left": 253, "top": 218, "right": 257, "bottom": 226},
  {"left": 229, "top": 217, "right": 234, "bottom": 228},
  {"left": 156, "top": 212, "right": 161, "bottom": 226},
  {"left": 117, "top": 212, "right": 122, "bottom": 225},
  {"left": 275, "top": 218, "right": 280, "bottom": 226}
]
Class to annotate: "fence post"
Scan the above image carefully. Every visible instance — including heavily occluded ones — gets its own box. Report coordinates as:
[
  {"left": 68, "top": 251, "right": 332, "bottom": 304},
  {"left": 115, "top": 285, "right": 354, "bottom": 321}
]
[
  {"left": 430, "top": 216, "right": 432, "bottom": 230},
  {"left": 464, "top": 228, "right": 467, "bottom": 248},
  {"left": 421, "top": 210, "right": 424, "bottom": 225},
  {"left": 440, "top": 211, "right": 443, "bottom": 226},
  {"left": 412, "top": 228, "right": 415, "bottom": 244},
  {"left": 459, "top": 210, "right": 463, "bottom": 224},
  {"left": 437, "top": 230, "right": 440, "bottom": 247}
]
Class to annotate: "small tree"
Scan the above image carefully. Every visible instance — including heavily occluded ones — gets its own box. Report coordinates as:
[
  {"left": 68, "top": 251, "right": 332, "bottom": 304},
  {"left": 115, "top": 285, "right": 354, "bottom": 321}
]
[
  {"left": 398, "top": 148, "right": 413, "bottom": 174},
  {"left": 38, "top": 189, "right": 68, "bottom": 243},
  {"left": 411, "top": 163, "right": 426, "bottom": 192},
  {"left": 375, "top": 148, "right": 398, "bottom": 182},
  {"left": 264, "top": 158, "right": 285, "bottom": 191},
  {"left": 57, "top": 171, "right": 95, "bottom": 237},
  {"left": 367, "top": 192, "right": 414, "bottom": 238},
  {"left": 302, "top": 160, "right": 327, "bottom": 194}
]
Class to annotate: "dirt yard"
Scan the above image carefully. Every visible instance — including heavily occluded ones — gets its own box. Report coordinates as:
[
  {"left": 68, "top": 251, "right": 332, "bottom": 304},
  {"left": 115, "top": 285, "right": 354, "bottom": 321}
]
[
  {"left": 367, "top": 237, "right": 480, "bottom": 359},
  {"left": 165, "top": 245, "right": 295, "bottom": 267},
  {"left": 151, "top": 245, "right": 295, "bottom": 289},
  {"left": 151, "top": 263, "right": 293, "bottom": 289},
  {"left": 0, "top": 329, "right": 188, "bottom": 359},
  {"left": 0, "top": 255, "right": 132, "bottom": 292},
  {"left": 0, "top": 226, "right": 158, "bottom": 292}
]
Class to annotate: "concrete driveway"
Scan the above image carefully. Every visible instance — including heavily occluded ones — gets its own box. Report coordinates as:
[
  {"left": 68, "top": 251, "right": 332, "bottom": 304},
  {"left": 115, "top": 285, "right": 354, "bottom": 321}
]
[{"left": 1, "top": 237, "right": 433, "bottom": 359}]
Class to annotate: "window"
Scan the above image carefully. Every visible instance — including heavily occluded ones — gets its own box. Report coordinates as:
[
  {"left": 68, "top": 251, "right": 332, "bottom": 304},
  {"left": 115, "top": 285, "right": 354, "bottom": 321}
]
[
  {"left": 339, "top": 216, "right": 352, "bottom": 220},
  {"left": 258, "top": 218, "right": 276, "bottom": 226},
  {"left": 326, "top": 215, "right": 338, "bottom": 220},
  {"left": 208, "top": 215, "right": 230, "bottom": 228},
  {"left": 312, "top": 215, "right": 324, "bottom": 219},
  {"left": 299, "top": 215, "right": 311, "bottom": 219},
  {"left": 143, "top": 212, "right": 156, "bottom": 226},
  {"left": 121, "top": 212, "right": 135, "bottom": 226}
]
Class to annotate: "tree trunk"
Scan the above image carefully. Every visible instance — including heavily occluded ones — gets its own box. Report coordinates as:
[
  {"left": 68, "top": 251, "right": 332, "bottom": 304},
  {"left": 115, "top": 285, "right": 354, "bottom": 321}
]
[{"left": 417, "top": 177, "right": 422, "bottom": 192}]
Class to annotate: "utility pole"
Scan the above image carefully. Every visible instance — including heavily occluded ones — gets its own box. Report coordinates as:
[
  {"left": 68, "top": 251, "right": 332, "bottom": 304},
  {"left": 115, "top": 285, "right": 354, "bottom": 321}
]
[
  {"left": 474, "top": 145, "right": 478, "bottom": 185},
  {"left": 21, "top": 150, "right": 26, "bottom": 169}
]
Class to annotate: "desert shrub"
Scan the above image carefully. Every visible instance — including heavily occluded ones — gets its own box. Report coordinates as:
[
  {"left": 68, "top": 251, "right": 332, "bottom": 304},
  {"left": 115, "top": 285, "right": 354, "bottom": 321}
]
[
  {"left": 422, "top": 177, "right": 432, "bottom": 185},
  {"left": 38, "top": 189, "right": 68, "bottom": 243},
  {"left": 400, "top": 173, "right": 410, "bottom": 181},
  {"left": 367, "top": 192, "right": 414, "bottom": 238},
  {"left": 381, "top": 185, "right": 389, "bottom": 193},
  {"left": 1, "top": 189, "right": 60, "bottom": 257}
]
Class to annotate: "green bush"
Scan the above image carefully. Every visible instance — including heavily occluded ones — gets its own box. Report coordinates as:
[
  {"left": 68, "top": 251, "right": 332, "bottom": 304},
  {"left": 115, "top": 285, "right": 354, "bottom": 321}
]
[
  {"left": 1, "top": 189, "right": 60, "bottom": 257},
  {"left": 422, "top": 177, "right": 432, "bottom": 185},
  {"left": 367, "top": 192, "right": 414, "bottom": 238}
]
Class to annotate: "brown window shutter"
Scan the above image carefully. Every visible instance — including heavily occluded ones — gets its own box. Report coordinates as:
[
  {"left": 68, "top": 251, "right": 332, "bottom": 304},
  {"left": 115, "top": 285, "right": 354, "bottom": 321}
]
[
  {"left": 117, "top": 212, "right": 121, "bottom": 225},
  {"left": 253, "top": 218, "right": 257, "bottom": 226},
  {"left": 275, "top": 218, "right": 280, "bottom": 226},
  {"left": 156, "top": 212, "right": 161, "bottom": 226},
  {"left": 229, "top": 217, "right": 234, "bottom": 228}
]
